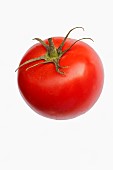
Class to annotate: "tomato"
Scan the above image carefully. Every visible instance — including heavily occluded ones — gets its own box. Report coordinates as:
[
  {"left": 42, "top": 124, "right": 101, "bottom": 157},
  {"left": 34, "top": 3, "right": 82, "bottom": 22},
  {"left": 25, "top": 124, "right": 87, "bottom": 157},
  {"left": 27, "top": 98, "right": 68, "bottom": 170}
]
[{"left": 16, "top": 28, "right": 104, "bottom": 120}]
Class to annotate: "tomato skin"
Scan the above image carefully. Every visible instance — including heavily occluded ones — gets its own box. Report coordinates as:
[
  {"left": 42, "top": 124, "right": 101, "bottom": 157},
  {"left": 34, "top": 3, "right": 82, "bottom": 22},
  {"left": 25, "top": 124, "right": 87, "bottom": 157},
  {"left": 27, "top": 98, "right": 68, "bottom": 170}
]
[{"left": 18, "top": 37, "right": 104, "bottom": 120}]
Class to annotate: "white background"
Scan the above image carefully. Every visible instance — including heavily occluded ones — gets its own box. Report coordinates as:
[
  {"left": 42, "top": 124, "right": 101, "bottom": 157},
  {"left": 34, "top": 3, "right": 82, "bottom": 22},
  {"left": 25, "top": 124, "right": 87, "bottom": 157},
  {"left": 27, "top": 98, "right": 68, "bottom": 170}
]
[{"left": 0, "top": 0, "right": 113, "bottom": 169}]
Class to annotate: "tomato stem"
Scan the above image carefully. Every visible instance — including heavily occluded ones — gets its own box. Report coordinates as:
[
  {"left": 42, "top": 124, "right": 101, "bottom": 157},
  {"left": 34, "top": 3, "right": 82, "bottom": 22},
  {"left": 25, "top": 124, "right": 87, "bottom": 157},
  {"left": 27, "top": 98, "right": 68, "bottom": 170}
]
[
  {"left": 48, "top": 38, "right": 58, "bottom": 58},
  {"left": 16, "top": 27, "right": 93, "bottom": 75}
]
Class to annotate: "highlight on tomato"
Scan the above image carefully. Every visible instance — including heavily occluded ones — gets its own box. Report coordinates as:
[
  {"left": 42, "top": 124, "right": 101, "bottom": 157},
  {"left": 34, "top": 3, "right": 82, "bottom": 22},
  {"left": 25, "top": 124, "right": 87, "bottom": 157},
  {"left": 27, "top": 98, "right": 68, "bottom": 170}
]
[{"left": 16, "top": 27, "right": 104, "bottom": 120}]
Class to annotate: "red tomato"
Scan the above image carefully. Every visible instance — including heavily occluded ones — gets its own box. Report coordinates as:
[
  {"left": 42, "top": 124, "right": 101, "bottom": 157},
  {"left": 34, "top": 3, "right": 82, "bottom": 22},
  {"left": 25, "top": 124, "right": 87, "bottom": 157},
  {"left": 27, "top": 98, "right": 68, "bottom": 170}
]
[{"left": 17, "top": 28, "right": 104, "bottom": 120}]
